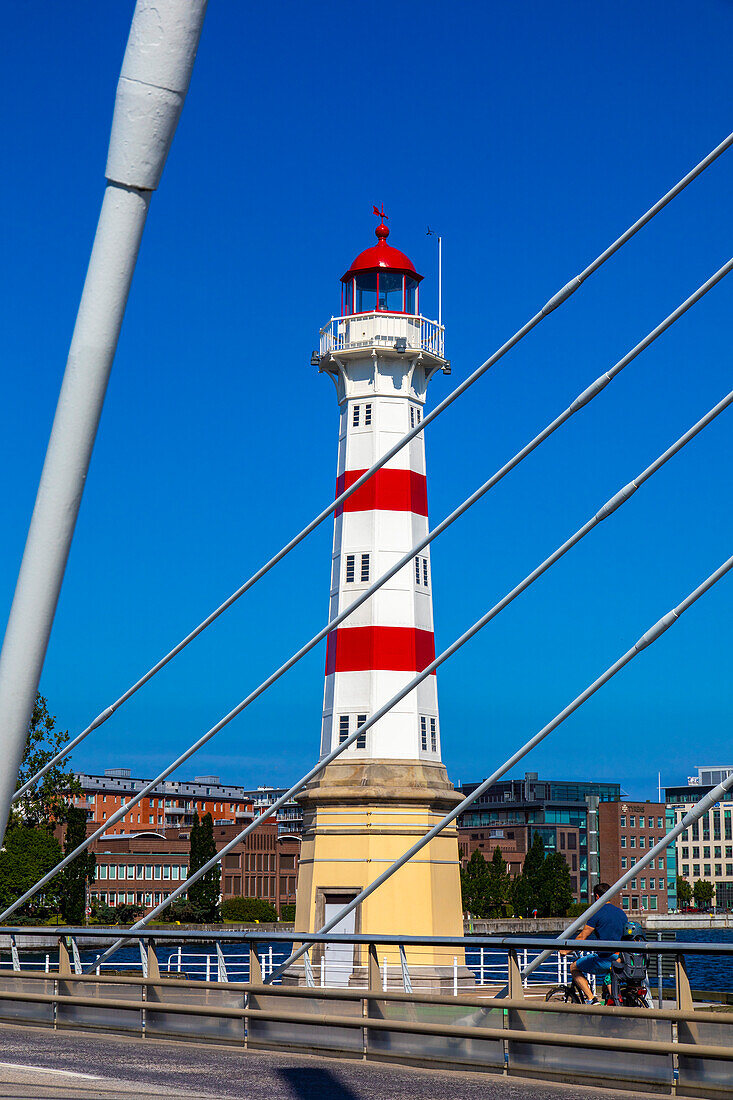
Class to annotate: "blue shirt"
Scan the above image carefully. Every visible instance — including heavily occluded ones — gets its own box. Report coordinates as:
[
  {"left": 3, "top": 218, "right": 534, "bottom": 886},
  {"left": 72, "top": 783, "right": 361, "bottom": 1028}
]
[{"left": 586, "top": 903, "right": 627, "bottom": 960}]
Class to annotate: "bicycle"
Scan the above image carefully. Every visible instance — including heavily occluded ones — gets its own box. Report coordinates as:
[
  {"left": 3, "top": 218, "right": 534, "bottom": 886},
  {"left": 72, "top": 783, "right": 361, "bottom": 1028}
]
[{"left": 545, "top": 951, "right": 651, "bottom": 1008}]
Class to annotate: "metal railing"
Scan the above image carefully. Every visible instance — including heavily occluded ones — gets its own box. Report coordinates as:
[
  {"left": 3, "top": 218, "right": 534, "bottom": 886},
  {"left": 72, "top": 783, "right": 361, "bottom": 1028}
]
[
  {"left": 0, "top": 929, "right": 730, "bottom": 1095},
  {"left": 319, "top": 313, "right": 445, "bottom": 359}
]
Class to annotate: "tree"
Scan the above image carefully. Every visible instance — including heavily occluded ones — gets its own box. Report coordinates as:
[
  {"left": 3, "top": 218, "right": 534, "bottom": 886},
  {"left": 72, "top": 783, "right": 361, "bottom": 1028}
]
[
  {"left": 512, "top": 832, "right": 545, "bottom": 916},
  {"left": 676, "top": 876, "right": 693, "bottom": 909},
  {"left": 0, "top": 825, "right": 63, "bottom": 919},
  {"left": 59, "top": 806, "right": 96, "bottom": 924},
  {"left": 187, "top": 812, "right": 220, "bottom": 921},
  {"left": 693, "top": 879, "right": 715, "bottom": 910},
  {"left": 460, "top": 849, "right": 491, "bottom": 916},
  {"left": 536, "top": 852, "right": 574, "bottom": 917},
  {"left": 486, "top": 846, "right": 512, "bottom": 915},
  {"left": 13, "top": 694, "right": 80, "bottom": 828}
]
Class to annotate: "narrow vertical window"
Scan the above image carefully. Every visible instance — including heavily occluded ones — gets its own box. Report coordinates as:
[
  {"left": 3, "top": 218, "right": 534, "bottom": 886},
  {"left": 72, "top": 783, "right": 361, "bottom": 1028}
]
[
  {"left": 422, "top": 558, "right": 429, "bottom": 587},
  {"left": 356, "top": 714, "right": 367, "bottom": 749},
  {"left": 410, "top": 406, "right": 415, "bottom": 429},
  {"left": 430, "top": 717, "right": 437, "bottom": 752},
  {"left": 360, "top": 553, "right": 370, "bottom": 582},
  {"left": 420, "top": 716, "right": 428, "bottom": 752},
  {"left": 339, "top": 715, "right": 350, "bottom": 744},
  {"left": 352, "top": 405, "right": 360, "bottom": 428},
  {"left": 364, "top": 403, "right": 372, "bottom": 426},
  {"left": 345, "top": 554, "right": 355, "bottom": 583},
  {"left": 416, "top": 407, "right": 422, "bottom": 423}
]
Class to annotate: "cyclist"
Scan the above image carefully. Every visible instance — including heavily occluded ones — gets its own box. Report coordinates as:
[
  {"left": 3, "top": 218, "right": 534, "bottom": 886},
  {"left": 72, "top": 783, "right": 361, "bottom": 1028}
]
[{"left": 562, "top": 883, "right": 627, "bottom": 1004}]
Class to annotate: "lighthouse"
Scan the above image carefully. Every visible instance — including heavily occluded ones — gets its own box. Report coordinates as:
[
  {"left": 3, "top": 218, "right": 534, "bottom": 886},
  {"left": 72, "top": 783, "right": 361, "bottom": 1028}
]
[{"left": 294, "top": 211, "right": 468, "bottom": 988}]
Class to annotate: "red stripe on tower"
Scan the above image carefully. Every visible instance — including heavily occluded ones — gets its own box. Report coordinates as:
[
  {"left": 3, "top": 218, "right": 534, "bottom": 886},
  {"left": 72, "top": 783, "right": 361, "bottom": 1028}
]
[
  {"left": 325, "top": 626, "right": 436, "bottom": 675},
  {"left": 335, "top": 469, "right": 428, "bottom": 517}
]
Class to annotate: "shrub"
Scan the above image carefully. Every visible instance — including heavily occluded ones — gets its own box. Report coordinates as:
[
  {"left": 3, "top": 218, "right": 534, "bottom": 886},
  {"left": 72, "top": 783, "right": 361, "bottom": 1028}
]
[
  {"left": 221, "top": 896, "right": 278, "bottom": 923},
  {"left": 279, "top": 903, "right": 296, "bottom": 922},
  {"left": 566, "top": 902, "right": 590, "bottom": 919}
]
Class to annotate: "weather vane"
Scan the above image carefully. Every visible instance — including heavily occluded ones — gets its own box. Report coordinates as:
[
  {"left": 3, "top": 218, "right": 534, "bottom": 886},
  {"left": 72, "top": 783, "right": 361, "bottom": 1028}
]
[{"left": 372, "top": 203, "right": 388, "bottom": 223}]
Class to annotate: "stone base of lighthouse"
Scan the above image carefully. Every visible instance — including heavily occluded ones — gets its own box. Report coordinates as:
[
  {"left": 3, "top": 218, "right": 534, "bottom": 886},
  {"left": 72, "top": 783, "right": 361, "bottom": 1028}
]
[{"left": 289, "top": 759, "right": 474, "bottom": 993}]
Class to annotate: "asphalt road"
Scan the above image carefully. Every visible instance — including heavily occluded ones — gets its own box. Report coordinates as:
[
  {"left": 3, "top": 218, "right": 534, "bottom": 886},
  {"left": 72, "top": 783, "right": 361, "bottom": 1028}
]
[{"left": 0, "top": 1024, "right": 652, "bottom": 1100}]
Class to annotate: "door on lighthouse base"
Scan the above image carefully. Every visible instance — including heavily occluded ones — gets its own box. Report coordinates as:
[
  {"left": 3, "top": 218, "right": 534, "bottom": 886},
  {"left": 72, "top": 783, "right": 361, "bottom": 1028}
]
[{"left": 322, "top": 894, "right": 356, "bottom": 987}]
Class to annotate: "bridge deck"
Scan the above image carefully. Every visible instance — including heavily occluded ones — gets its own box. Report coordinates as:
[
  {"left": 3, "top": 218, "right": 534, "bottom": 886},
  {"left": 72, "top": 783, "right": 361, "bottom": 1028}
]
[{"left": 0, "top": 1022, "right": 651, "bottom": 1100}]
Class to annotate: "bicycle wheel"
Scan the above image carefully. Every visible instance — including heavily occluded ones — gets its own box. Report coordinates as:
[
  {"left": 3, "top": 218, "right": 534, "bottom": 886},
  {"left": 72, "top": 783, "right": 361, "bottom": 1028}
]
[
  {"left": 624, "top": 989, "right": 648, "bottom": 1008},
  {"left": 545, "top": 984, "right": 570, "bottom": 1002}
]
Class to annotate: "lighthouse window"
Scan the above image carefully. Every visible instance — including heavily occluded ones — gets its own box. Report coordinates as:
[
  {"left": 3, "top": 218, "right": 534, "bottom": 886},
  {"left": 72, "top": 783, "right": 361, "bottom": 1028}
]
[
  {"left": 356, "top": 714, "right": 367, "bottom": 749},
  {"left": 420, "top": 716, "right": 428, "bottom": 752},
  {"left": 414, "top": 556, "right": 420, "bottom": 584},
  {"left": 355, "top": 273, "right": 378, "bottom": 312},
  {"left": 405, "top": 277, "right": 417, "bottom": 314},
  {"left": 339, "top": 715, "right": 350, "bottom": 744},
  {"left": 352, "top": 405, "right": 360, "bottom": 428},
  {"left": 430, "top": 717, "right": 437, "bottom": 753},
  {"left": 415, "top": 556, "right": 429, "bottom": 587},
  {"left": 343, "top": 278, "right": 353, "bottom": 315},
  {"left": 345, "top": 554, "right": 355, "bottom": 583},
  {"left": 422, "top": 558, "right": 429, "bottom": 587},
  {"left": 409, "top": 405, "right": 422, "bottom": 429},
  {"left": 360, "top": 553, "right": 370, "bottom": 583},
  {"left": 364, "top": 403, "right": 372, "bottom": 426},
  {"left": 379, "top": 272, "right": 404, "bottom": 312}
]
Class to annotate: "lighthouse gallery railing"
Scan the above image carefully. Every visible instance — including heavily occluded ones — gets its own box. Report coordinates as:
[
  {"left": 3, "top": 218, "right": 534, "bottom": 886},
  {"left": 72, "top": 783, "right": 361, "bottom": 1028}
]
[{"left": 319, "top": 313, "right": 445, "bottom": 360}]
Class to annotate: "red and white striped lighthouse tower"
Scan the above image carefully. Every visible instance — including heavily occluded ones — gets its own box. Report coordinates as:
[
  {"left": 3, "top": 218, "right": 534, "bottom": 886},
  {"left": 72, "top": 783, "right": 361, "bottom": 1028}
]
[{"left": 295, "top": 211, "right": 467, "bottom": 986}]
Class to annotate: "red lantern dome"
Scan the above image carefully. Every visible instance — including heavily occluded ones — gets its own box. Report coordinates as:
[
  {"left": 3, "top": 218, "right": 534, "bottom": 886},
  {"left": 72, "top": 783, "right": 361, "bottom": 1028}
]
[{"left": 340, "top": 209, "right": 422, "bottom": 317}]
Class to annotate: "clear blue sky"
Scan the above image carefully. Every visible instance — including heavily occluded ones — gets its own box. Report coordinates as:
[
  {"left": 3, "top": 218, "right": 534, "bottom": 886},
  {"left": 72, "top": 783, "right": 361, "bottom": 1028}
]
[{"left": 1, "top": 1, "right": 731, "bottom": 800}]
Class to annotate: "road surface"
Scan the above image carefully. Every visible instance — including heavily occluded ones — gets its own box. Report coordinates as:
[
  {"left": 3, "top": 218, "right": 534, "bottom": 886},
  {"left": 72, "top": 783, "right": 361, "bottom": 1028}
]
[{"left": 0, "top": 1023, "right": 652, "bottom": 1099}]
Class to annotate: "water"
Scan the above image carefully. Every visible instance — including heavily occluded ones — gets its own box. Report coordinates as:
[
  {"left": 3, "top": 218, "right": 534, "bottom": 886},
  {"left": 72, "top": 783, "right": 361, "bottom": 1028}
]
[{"left": 10, "top": 930, "right": 733, "bottom": 992}]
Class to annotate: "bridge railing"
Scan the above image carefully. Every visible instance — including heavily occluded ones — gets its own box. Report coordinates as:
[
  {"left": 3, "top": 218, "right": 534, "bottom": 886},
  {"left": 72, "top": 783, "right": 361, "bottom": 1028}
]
[{"left": 0, "top": 928, "right": 730, "bottom": 1095}]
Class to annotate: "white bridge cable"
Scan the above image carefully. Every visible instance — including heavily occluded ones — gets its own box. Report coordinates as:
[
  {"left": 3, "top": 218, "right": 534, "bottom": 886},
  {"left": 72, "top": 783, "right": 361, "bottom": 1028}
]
[
  {"left": 86, "top": 390, "right": 733, "bottom": 971},
  {"left": 520, "top": 763, "right": 733, "bottom": 985},
  {"left": 13, "top": 131, "right": 733, "bottom": 805},
  {"left": 267, "top": 553, "right": 733, "bottom": 984},
  {"left": 5, "top": 265, "right": 730, "bottom": 923}
]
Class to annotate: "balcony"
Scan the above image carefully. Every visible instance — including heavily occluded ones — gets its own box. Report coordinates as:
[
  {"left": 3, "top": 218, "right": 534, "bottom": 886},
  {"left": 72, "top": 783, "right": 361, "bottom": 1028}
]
[{"left": 319, "top": 313, "right": 445, "bottom": 362}]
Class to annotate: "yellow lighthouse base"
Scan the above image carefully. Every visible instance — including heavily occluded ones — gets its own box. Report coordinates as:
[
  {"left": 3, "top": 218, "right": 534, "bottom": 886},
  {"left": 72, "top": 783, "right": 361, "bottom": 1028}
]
[{"left": 292, "top": 759, "right": 473, "bottom": 992}]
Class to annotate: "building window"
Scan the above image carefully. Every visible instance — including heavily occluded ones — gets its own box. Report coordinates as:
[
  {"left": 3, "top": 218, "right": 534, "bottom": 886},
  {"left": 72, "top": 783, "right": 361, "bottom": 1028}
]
[
  {"left": 415, "top": 556, "right": 420, "bottom": 585},
  {"left": 345, "top": 555, "right": 355, "bottom": 583},
  {"left": 360, "top": 553, "right": 370, "bottom": 583},
  {"left": 430, "top": 717, "right": 437, "bottom": 753},
  {"left": 629, "top": 816, "right": 635, "bottom": 828},
  {"left": 621, "top": 858, "right": 627, "bottom": 870},
  {"left": 339, "top": 715, "right": 350, "bottom": 745},
  {"left": 352, "top": 405, "right": 360, "bottom": 428},
  {"left": 620, "top": 836, "right": 626, "bottom": 849},
  {"left": 99, "top": 866, "right": 107, "bottom": 880},
  {"left": 639, "top": 816, "right": 645, "bottom": 829},
  {"left": 364, "top": 403, "right": 372, "bottom": 426},
  {"left": 650, "top": 895, "right": 658, "bottom": 910},
  {"left": 420, "top": 716, "right": 428, "bottom": 752},
  {"left": 414, "top": 556, "right": 429, "bottom": 587},
  {"left": 620, "top": 815, "right": 626, "bottom": 827},
  {"left": 154, "top": 866, "right": 162, "bottom": 880},
  {"left": 356, "top": 714, "right": 367, "bottom": 750},
  {"left": 622, "top": 896, "right": 630, "bottom": 910}
]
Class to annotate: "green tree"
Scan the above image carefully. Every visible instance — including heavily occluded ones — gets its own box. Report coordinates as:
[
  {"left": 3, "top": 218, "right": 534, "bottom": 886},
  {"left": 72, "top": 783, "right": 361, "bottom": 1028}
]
[
  {"left": 59, "top": 806, "right": 96, "bottom": 924},
  {"left": 486, "top": 846, "right": 512, "bottom": 915},
  {"left": 460, "top": 849, "right": 491, "bottom": 916},
  {"left": 512, "top": 832, "right": 545, "bottom": 916},
  {"left": 676, "top": 876, "right": 693, "bottom": 908},
  {"left": 13, "top": 694, "right": 80, "bottom": 828},
  {"left": 536, "top": 851, "right": 574, "bottom": 917},
  {"left": 0, "top": 825, "right": 63, "bottom": 919},
  {"left": 187, "top": 812, "right": 220, "bottom": 921},
  {"left": 693, "top": 879, "right": 715, "bottom": 910}
]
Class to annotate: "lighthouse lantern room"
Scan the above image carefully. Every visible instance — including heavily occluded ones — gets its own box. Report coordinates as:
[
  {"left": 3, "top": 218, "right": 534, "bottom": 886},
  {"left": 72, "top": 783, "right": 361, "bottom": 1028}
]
[{"left": 294, "top": 211, "right": 469, "bottom": 991}]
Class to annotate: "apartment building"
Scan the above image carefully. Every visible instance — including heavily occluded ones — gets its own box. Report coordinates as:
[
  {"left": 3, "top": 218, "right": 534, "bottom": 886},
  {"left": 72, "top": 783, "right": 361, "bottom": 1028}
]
[{"left": 666, "top": 765, "right": 733, "bottom": 910}]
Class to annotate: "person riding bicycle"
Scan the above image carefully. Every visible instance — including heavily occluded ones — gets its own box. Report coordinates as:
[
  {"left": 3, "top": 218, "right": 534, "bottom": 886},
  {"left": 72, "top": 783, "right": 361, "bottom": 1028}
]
[{"left": 562, "top": 884, "right": 627, "bottom": 1005}]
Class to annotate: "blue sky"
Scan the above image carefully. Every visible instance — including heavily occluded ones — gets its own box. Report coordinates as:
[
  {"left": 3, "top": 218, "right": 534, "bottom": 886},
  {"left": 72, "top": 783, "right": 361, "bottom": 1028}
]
[{"left": 1, "top": 1, "right": 731, "bottom": 800}]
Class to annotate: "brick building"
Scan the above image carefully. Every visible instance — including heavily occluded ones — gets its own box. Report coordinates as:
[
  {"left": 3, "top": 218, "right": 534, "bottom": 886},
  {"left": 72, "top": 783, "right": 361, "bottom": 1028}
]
[
  {"left": 597, "top": 800, "right": 670, "bottom": 914},
  {"left": 88, "top": 819, "right": 300, "bottom": 917},
  {"left": 71, "top": 770, "right": 303, "bottom": 838}
]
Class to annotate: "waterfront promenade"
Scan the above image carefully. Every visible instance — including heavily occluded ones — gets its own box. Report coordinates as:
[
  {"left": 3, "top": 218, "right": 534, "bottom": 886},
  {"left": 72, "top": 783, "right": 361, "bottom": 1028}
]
[{"left": 0, "top": 1024, "right": 657, "bottom": 1100}]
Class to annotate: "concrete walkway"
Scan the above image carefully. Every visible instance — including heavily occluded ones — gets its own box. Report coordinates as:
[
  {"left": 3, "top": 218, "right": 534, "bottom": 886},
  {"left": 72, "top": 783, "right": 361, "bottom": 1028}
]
[{"left": 0, "top": 1023, "right": 654, "bottom": 1100}]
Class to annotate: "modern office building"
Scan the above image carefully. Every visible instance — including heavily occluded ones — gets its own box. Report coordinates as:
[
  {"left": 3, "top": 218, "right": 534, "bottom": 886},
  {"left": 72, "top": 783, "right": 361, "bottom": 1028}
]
[
  {"left": 457, "top": 772, "right": 621, "bottom": 904},
  {"left": 665, "top": 765, "right": 733, "bottom": 910},
  {"left": 597, "top": 801, "right": 670, "bottom": 913}
]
